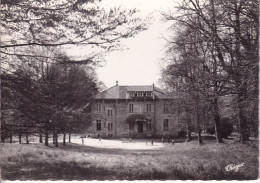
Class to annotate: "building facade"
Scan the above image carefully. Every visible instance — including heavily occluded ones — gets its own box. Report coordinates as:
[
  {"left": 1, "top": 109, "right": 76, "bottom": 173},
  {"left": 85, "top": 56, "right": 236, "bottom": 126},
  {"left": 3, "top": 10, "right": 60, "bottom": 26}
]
[{"left": 89, "top": 83, "right": 182, "bottom": 138}]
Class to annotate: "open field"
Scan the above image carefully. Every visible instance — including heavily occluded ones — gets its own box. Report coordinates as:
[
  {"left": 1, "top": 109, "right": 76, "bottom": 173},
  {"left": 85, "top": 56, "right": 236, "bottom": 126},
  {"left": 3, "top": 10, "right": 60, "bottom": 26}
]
[{"left": 0, "top": 137, "right": 258, "bottom": 180}]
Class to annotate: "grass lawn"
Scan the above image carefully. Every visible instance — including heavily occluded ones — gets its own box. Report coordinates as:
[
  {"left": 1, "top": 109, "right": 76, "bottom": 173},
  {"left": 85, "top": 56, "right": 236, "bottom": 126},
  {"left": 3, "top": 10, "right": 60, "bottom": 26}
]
[{"left": 0, "top": 138, "right": 258, "bottom": 180}]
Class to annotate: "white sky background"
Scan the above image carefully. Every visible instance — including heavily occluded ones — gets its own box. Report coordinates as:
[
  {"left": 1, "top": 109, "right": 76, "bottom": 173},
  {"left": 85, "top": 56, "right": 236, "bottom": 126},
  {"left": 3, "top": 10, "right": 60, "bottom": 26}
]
[
  {"left": 95, "top": 0, "right": 179, "bottom": 88},
  {"left": 65, "top": 0, "right": 179, "bottom": 88}
]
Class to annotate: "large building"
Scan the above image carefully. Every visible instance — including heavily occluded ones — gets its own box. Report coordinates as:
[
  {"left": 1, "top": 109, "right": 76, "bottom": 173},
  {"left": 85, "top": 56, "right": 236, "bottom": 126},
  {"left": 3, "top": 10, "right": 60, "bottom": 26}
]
[{"left": 89, "top": 82, "right": 183, "bottom": 138}]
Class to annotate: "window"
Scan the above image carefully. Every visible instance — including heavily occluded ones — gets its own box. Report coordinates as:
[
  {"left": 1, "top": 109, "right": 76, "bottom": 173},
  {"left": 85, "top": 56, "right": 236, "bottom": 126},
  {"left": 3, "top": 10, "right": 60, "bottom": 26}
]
[
  {"left": 130, "top": 92, "right": 135, "bottom": 97},
  {"left": 104, "top": 121, "right": 106, "bottom": 128},
  {"left": 146, "top": 92, "right": 152, "bottom": 97},
  {"left": 147, "top": 119, "right": 152, "bottom": 131},
  {"left": 129, "top": 104, "right": 134, "bottom": 113},
  {"left": 108, "top": 123, "right": 113, "bottom": 131},
  {"left": 147, "top": 104, "right": 151, "bottom": 113},
  {"left": 108, "top": 109, "right": 113, "bottom": 116},
  {"left": 137, "top": 91, "right": 143, "bottom": 97},
  {"left": 129, "top": 123, "right": 134, "bottom": 130},
  {"left": 164, "top": 104, "right": 169, "bottom": 113},
  {"left": 97, "top": 104, "right": 101, "bottom": 113},
  {"left": 163, "top": 119, "right": 169, "bottom": 131},
  {"left": 96, "top": 120, "right": 101, "bottom": 131}
]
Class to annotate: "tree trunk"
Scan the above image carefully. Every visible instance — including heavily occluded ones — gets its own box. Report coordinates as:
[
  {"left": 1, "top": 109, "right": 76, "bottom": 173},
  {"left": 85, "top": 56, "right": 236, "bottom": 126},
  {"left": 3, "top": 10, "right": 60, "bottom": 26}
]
[
  {"left": 25, "top": 132, "right": 29, "bottom": 144},
  {"left": 1, "top": 134, "right": 5, "bottom": 143},
  {"left": 63, "top": 133, "right": 66, "bottom": 146},
  {"left": 19, "top": 130, "right": 22, "bottom": 144},
  {"left": 45, "top": 130, "right": 48, "bottom": 146},
  {"left": 196, "top": 104, "right": 203, "bottom": 145},
  {"left": 232, "top": 2, "right": 249, "bottom": 143},
  {"left": 10, "top": 132, "right": 13, "bottom": 144},
  {"left": 39, "top": 134, "right": 43, "bottom": 143},
  {"left": 69, "top": 133, "right": 71, "bottom": 143},
  {"left": 53, "top": 134, "right": 56, "bottom": 144},
  {"left": 198, "top": 126, "right": 203, "bottom": 144},
  {"left": 237, "top": 94, "right": 250, "bottom": 142},
  {"left": 185, "top": 111, "right": 192, "bottom": 142},
  {"left": 214, "top": 111, "right": 223, "bottom": 143},
  {"left": 213, "top": 98, "right": 223, "bottom": 143},
  {"left": 186, "top": 127, "right": 192, "bottom": 142},
  {"left": 55, "top": 134, "right": 58, "bottom": 147},
  {"left": 209, "top": 0, "right": 223, "bottom": 144}
]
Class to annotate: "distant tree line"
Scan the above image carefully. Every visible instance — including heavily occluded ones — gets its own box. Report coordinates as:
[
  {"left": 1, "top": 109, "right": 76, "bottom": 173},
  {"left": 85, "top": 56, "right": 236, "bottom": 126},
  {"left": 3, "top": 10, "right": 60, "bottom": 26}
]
[{"left": 161, "top": 0, "right": 258, "bottom": 143}]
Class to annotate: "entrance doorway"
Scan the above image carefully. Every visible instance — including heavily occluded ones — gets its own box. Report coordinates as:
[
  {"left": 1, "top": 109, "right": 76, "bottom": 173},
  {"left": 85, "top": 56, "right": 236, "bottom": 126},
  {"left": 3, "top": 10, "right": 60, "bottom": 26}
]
[{"left": 138, "top": 122, "right": 143, "bottom": 133}]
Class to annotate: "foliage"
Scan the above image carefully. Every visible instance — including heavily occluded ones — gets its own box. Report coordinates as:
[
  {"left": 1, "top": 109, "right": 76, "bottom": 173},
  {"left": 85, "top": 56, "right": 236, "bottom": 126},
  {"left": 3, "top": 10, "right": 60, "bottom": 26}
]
[
  {"left": 0, "top": 0, "right": 147, "bottom": 68},
  {"left": 1, "top": 53, "right": 99, "bottom": 143},
  {"left": 0, "top": 0, "right": 148, "bottom": 143},
  {"left": 207, "top": 118, "right": 233, "bottom": 138},
  {"left": 207, "top": 127, "right": 215, "bottom": 135},
  {"left": 221, "top": 123, "right": 233, "bottom": 139},
  {"left": 161, "top": 0, "right": 259, "bottom": 142},
  {"left": 178, "top": 131, "right": 187, "bottom": 138}
]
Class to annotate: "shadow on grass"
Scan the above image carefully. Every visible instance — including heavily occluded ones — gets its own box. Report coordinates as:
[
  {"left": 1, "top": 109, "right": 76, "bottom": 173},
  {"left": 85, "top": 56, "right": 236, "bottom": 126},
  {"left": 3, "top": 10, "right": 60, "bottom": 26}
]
[
  {"left": 3, "top": 159, "right": 257, "bottom": 181},
  {"left": 59, "top": 143, "right": 164, "bottom": 155},
  {"left": 1, "top": 138, "right": 258, "bottom": 181}
]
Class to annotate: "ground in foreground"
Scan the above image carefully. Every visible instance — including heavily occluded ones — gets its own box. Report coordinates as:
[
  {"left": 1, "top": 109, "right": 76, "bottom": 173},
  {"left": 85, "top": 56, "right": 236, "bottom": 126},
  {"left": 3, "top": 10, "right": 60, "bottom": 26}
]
[{"left": 0, "top": 139, "right": 258, "bottom": 180}]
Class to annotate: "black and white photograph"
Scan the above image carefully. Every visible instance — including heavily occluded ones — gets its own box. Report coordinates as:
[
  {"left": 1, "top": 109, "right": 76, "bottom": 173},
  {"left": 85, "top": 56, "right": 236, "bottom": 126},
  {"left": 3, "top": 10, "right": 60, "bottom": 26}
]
[{"left": 0, "top": 0, "right": 259, "bottom": 181}]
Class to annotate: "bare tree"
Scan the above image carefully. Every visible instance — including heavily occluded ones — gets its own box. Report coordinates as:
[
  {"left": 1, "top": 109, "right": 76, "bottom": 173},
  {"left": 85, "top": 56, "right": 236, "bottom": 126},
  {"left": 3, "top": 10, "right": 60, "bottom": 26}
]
[{"left": 162, "top": 0, "right": 258, "bottom": 142}]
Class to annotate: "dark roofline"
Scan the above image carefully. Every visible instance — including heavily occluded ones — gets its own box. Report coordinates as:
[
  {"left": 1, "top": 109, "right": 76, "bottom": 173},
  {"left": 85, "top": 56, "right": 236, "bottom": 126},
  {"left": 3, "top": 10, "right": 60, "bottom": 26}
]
[
  {"left": 99, "top": 84, "right": 165, "bottom": 93},
  {"left": 94, "top": 84, "right": 167, "bottom": 100}
]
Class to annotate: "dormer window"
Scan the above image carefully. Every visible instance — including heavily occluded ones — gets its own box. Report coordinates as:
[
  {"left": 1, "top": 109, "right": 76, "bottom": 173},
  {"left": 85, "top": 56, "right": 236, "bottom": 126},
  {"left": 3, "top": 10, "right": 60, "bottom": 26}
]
[
  {"left": 130, "top": 92, "right": 135, "bottom": 97},
  {"left": 146, "top": 92, "right": 152, "bottom": 97},
  {"left": 137, "top": 92, "right": 143, "bottom": 97}
]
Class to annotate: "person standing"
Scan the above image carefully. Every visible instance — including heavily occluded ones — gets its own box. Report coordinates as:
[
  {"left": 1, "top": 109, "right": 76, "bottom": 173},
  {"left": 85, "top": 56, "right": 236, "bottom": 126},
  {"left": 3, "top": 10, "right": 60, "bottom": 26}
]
[{"left": 171, "top": 139, "right": 175, "bottom": 145}]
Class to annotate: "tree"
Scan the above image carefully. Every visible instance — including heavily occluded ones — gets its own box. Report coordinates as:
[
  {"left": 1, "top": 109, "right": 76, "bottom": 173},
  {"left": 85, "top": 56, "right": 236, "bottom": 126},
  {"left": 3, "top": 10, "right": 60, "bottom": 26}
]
[
  {"left": 0, "top": 0, "right": 148, "bottom": 142},
  {"left": 161, "top": 23, "right": 228, "bottom": 143},
  {"left": 220, "top": 118, "right": 233, "bottom": 139},
  {"left": 1, "top": 67, "right": 43, "bottom": 143},
  {"left": 1, "top": 0, "right": 147, "bottom": 63},
  {"left": 207, "top": 118, "right": 234, "bottom": 139},
  {"left": 161, "top": 0, "right": 258, "bottom": 142},
  {"left": 1, "top": 48, "right": 100, "bottom": 146},
  {"left": 48, "top": 63, "right": 99, "bottom": 146}
]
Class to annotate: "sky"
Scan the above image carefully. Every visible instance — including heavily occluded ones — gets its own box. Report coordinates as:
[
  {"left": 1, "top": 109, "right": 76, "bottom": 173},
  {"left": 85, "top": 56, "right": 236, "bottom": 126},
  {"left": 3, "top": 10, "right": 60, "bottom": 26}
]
[{"left": 95, "top": 0, "right": 178, "bottom": 88}]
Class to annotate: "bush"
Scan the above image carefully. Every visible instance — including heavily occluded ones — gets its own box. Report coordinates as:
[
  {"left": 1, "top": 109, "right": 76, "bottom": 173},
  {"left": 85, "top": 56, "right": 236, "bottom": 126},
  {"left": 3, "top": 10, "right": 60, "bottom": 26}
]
[
  {"left": 178, "top": 131, "right": 187, "bottom": 138},
  {"left": 221, "top": 123, "right": 233, "bottom": 139},
  {"left": 220, "top": 117, "right": 233, "bottom": 138},
  {"left": 206, "top": 122, "right": 233, "bottom": 138},
  {"left": 207, "top": 126, "right": 215, "bottom": 135}
]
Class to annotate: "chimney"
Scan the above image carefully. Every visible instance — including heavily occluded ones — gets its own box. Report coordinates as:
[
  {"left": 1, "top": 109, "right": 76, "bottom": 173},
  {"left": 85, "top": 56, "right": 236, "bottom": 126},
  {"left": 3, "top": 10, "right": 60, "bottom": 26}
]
[
  {"left": 116, "top": 81, "right": 118, "bottom": 86},
  {"left": 152, "top": 83, "right": 155, "bottom": 99}
]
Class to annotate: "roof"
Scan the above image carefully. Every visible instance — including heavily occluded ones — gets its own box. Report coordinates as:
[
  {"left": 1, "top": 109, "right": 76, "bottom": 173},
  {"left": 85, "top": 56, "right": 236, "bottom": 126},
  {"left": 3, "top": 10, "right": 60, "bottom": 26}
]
[{"left": 94, "top": 85, "right": 168, "bottom": 99}]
